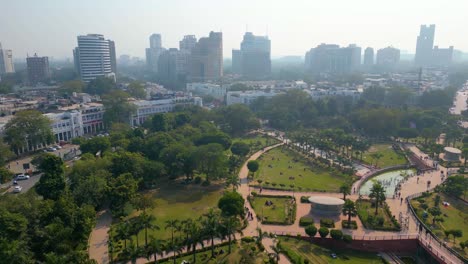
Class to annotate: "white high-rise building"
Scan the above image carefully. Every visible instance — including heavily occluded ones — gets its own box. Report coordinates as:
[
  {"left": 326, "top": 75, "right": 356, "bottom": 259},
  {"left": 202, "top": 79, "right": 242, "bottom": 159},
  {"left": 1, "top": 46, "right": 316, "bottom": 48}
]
[
  {"left": 73, "top": 34, "right": 115, "bottom": 82},
  {"left": 146, "top": 34, "right": 165, "bottom": 73},
  {"left": 0, "top": 43, "right": 15, "bottom": 74}
]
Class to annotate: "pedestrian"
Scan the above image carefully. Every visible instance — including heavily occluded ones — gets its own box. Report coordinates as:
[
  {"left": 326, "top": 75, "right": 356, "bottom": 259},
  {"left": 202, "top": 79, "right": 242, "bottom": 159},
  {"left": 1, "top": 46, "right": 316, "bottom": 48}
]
[
  {"left": 417, "top": 177, "right": 419, "bottom": 183},
  {"left": 400, "top": 197, "right": 403, "bottom": 205}
]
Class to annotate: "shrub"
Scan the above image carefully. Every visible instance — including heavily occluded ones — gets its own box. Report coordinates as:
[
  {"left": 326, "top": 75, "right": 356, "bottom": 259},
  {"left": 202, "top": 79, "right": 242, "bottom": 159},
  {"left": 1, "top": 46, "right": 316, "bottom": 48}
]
[
  {"left": 341, "top": 220, "right": 357, "bottom": 229},
  {"left": 305, "top": 225, "right": 317, "bottom": 237},
  {"left": 251, "top": 191, "right": 258, "bottom": 196},
  {"left": 300, "top": 196, "right": 310, "bottom": 203},
  {"left": 420, "top": 203, "right": 428, "bottom": 210},
  {"left": 257, "top": 243, "right": 265, "bottom": 251},
  {"left": 272, "top": 183, "right": 277, "bottom": 187},
  {"left": 318, "top": 227, "right": 329, "bottom": 238},
  {"left": 193, "top": 176, "right": 202, "bottom": 184},
  {"left": 299, "top": 216, "right": 314, "bottom": 227},
  {"left": 201, "top": 180, "right": 210, "bottom": 186},
  {"left": 241, "top": 236, "right": 255, "bottom": 243},
  {"left": 320, "top": 218, "right": 335, "bottom": 228},
  {"left": 376, "top": 216, "right": 385, "bottom": 227},
  {"left": 343, "top": 234, "right": 353, "bottom": 243},
  {"left": 330, "top": 229, "right": 343, "bottom": 240}
]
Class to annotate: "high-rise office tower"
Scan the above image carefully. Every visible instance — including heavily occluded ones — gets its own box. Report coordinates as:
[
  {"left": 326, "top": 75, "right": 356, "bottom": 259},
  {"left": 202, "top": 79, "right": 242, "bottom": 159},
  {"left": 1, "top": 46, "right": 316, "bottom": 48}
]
[
  {"left": 0, "top": 43, "right": 15, "bottom": 74},
  {"left": 232, "top": 32, "right": 271, "bottom": 78},
  {"left": 363, "top": 47, "right": 374, "bottom": 66},
  {"left": 145, "top": 34, "right": 165, "bottom": 73},
  {"left": 179, "top": 35, "right": 197, "bottom": 52},
  {"left": 376, "top": 47, "right": 400, "bottom": 66},
  {"left": 26, "top": 53, "right": 51, "bottom": 84},
  {"left": 158, "top": 48, "right": 190, "bottom": 84},
  {"left": 109, "top": 40, "right": 117, "bottom": 73},
  {"left": 432, "top": 46, "right": 454, "bottom": 66},
  {"left": 73, "top": 34, "right": 115, "bottom": 82},
  {"left": 305, "top": 44, "right": 361, "bottom": 74},
  {"left": 189, "top": 31, "right": 223, "bottom": 82},
  {"left": 415, "top": 24, "right": 435, "bottom": 66}
]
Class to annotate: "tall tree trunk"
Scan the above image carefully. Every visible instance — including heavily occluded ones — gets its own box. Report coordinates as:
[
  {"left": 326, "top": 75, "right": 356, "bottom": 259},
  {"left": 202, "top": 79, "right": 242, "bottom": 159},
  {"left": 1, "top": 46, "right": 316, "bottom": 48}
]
[
  {"left": 192, "top": 243, "right": 196, "bottom": 263},
  {"left": 145, "top": 227, "right": 148, "bottom": 246},
  {"left": 348, "top": 213, "right": 352, "bottom": 227},
  {"left": 211, "top": 237, "right": 215, "bottom": 257},
  {"left": 375, "top": 200, "right": 379, "bottom": 215}
]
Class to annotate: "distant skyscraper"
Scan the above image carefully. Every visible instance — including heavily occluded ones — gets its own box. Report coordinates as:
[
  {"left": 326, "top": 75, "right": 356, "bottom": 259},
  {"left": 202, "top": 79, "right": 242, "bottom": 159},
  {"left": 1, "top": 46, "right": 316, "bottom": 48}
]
[
  {"left": 363, "top": 47, "right": 374, "bottom": 66},
  {"left": 109, "top": 40, "right": 117, "bottom": 73},
  {"left": 26, "top": 53, "right": 50, "bottom": 84},
  {"left": 376, "top": 47, "right": 400, "bottom": 66},
  {"left": 73, "top": 34, "right": 115, "bottom": 82},
  {"left": 414, "top": 24, "right": 435, "bottom": 66},
  {"left": 158, "top": 48, "right": 190, "bottom": 84},
  {"left": 146, "top": 34, "right": 165, "bottom": 73},
  {"left": 232, "top": 32, "right": 271, "bottom": 78},
  {"left": 232, "top": 49, "right": 242, "bottom": 74},
  {"left": 0, "top": 43, "right": 15, "bottom": 74},
  {"left": 305, "top": 44, "right": 361, "bottom": 74},
  {"left": 189, "top": 31, "right": 223, "bottom": 82},
  {"left": 179, "top": 35, "right": 197, "bottom": 52},
  {"left": 432, "top": 46, "right": 454, "bottom": 66}
]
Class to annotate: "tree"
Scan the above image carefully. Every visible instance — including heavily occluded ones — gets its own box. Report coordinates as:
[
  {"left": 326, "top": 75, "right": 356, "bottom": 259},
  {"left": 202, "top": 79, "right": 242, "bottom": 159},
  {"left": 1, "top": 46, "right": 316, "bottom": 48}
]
[
  {"left": 37, "top": 154, "right": 64, "bottom": 175},
  {"left": 0, "top": 167, "right": 14, "bottom": 184},
  {"left": 369, "top": 182, "right": 386, "bottom": 215},
  {"left": 428, "top": 207, "right": 441, "bottom": 225},
  {"left": 121, "top": 241, "right": 142, "bottom": 264},
  {"left": 0, "top": 139, "right": 13, "bottom": 166},
  {"left": 194, "top": 143, "right": 228, "bottom": 182},
  {"left": 102, "top": 90, "right": 136, "bottom": 126},
  {"left": 4, "top": 110, "right": 53, "bottom": 154},
  {"left": 115, "top": 221, "right": 132, "bottom": 249},
  {"left": 318, "top": 227, "right": 329, "bottom": 238},
  {"left": 451, "top": 229, "right": 463, "bottom": 243},
  {"left": 443, "top": 175, "right": 468, "bottom": 198},
  {"left": 342, "top": 199, "right": 358, "bottom": 228},
  {"left": 220, "top": 216, "right": 242, "bottom": 253},
  {"left": 60, "top": 80, "right": 84, "bottom": 94},
  {"left": 79, "top": 137, "right": 111, "bottom": 155},
  {"left": 214, "top": 104, "right": 260, "bottom": 135},
  {"left": 218, "top": 191, "right": 245, "bottom": 217},
  {"left": 231, "top": 141, "right": 250, "bottom": 157},
  {"left": 398, "top": 128, "right": 419, "bottom": 142},
  {"left": 108, "top": 173, "right": 139, "bottom": 215},
  {"left": 150, "top": 113, "right": 171, "bottom": 132},
  {"left": 305, "top": 225, "right": 317, "bottom": 237},
  {"left": 165, "top": 220, "right": 179, "bottom": 264},
  {"left": 339, "top": 183, "right": 351, "bottom": 200},
  {"left": 247, "top": 160, "right": 259, "bottom": 176},
  {"left": 127, "top": 81, "right": 147, "bottom": 99},
  {"left": 146, "top": 236, "right": 164, "bottom": 263},
  {"left": 36, "top": 155, "right": 65, "bottom": 200},
  {"left": 195, "top": 132, "right": 232, "bottom": 150},
  {"left": 140, "top": 212, "right": 159, "bottom": 247},
  {"left": 85, "top": 76, "right": 115, "bottom": 95},
  {"left": 202, "top": 209, "right": 221, "bottom": 258}
]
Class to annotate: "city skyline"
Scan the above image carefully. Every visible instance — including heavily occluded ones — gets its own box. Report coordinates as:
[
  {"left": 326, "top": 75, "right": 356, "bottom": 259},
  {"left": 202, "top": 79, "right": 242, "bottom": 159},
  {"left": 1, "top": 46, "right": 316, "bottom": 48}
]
[{"left": 1, "top": 0, "right": 467, "bottom": 60}]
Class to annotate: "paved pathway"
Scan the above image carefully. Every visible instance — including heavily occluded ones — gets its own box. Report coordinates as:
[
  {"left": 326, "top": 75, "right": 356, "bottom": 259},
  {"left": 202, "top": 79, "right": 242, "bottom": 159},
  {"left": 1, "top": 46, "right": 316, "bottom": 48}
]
[{"left": 89, "top": 209, "right": 112, "bottom": 264}]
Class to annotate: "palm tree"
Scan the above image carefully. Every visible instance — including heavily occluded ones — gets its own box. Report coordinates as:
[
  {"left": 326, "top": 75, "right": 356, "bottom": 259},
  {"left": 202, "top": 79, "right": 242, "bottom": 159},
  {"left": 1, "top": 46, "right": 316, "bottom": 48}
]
[
  {"left": 121, "top": 241, "right": 141, "bottom": 264},
  {"left": 165, "top": 220, "right": 180, "bottom": 264},
  {"left": 140, "top": 212, "right": 159, "bottom": 247},
  {"left": 180, "top": 219, "right": 193, "bottom": 251},
  {"left": 255, "top": 227, "right": 269, "bottom": 246},
  {"left": 189, "top": 220, "right": 205, "bottom": 263},
  {"left": 131, "top": 218, "right": 144, "bottom": 248},
  {"left": 165, "top": 238, "right": 183, "bottom": 264},
  {"left": 226, "top": 174, "right": 240, "bottom": 190},
  {"left": 369, "top": 182, "right": 386, "bottom": 215},
  {"left": 202, "top": 208, "right": 221, "bottom": 258},
  {"left": 221, "top": 216, "right": 242, "bottom": 253},
  {"left": 146, "top": 236, "right": 164, "bottom": 264},
  {"left": 116, "top": 220, "right": 131, "bottom": 249},
  {"left": 339, "top": 183, "right": 351, "bottom": 200},
  {"left": 342, "top": 199, "right": 358, "bottom": 228}
]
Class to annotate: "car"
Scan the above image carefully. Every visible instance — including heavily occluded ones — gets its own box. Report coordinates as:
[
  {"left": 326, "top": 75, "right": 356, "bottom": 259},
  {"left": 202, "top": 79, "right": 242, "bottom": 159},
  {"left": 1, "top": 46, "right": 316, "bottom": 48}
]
[
  {"left": 330, "top": 253, "right": 337, "bottom": 259},
  {"left": 46, "top": 147, "right": 56, "bottom": 152},
  {"left": 16, "top": 174, "right": 30, "bottom": 180},
  {"left": 13, "top": 186, "right": 22, "bottom": 193},
  {"left": 54, "top": 145, "right": 62, "bottom": 149}
]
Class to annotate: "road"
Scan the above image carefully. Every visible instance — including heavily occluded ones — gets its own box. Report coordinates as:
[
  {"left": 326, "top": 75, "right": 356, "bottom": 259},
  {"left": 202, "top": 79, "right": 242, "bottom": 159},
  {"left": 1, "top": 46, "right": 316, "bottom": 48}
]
[{"left": 3, "top": 174, "right": 42, "bottom": 195}]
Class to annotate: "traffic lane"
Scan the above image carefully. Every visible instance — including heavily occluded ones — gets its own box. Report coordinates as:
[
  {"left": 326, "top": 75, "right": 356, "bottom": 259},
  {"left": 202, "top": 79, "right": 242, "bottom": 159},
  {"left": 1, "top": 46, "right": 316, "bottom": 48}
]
[{"left": 6, "top": 174, "right": 42, "bottom": 195}]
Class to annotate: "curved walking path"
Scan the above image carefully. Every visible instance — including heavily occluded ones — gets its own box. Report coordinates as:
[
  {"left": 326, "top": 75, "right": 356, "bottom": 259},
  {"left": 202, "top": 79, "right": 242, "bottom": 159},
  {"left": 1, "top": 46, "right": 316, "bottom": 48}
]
[
  {"left": 89, "top": 209, "right": 112, "bottom": 264},
  {"left": 90, "top": 139, "right": 463, "bottom": 264}
]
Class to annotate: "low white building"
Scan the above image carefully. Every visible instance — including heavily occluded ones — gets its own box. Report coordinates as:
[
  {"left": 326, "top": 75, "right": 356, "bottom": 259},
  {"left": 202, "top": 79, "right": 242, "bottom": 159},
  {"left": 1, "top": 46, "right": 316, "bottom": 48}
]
[
  {"left": 186, "top": 83, "right": 227, "bottom": 100},
  {"left": 226, "top": 90, "right": 282, "bottom": 105},
  {"left": 45, "top": 111, "right": 84, "bottom": 142},
  {"left": 131, "top": 96, "right": 202, "bottom": 126},
  {"left": 305, "top": 88, "right": 362, "bottom": 101}
]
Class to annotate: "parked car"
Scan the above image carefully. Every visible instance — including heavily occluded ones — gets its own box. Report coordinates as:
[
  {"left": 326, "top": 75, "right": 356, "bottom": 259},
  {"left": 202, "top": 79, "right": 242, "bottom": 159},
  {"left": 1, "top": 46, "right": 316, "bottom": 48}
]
[
  {"left": 46, "top": 147, "right": 56, "bottom": 152},
  {"left": 54, "top": 145, "right": 62, "bottom": 149},
  {"left": 13, "top": 186, "right": 22, "bottom": 193},
  {"left": 16, "top": 174, "right": 30, "bottom": 180}
]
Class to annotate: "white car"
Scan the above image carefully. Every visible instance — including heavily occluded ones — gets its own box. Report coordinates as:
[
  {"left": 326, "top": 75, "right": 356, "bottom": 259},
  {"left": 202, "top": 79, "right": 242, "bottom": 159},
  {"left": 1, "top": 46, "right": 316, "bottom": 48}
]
[
  {"left": 16, "top": 174, "right": 30, "bottom": 180},
  {"left": 54, "top": 145, "right": 62, "bottom": 149},
  {"left": 13, "top": 186, "right": 22, "bottom": 193}
]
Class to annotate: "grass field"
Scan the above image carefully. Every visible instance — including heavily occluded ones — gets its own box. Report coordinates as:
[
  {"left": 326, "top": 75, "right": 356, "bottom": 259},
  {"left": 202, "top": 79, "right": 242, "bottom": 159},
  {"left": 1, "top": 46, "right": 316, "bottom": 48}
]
[
  {"left": 411, "top": 192, "right": 468, "bottom": 257},
  {"left": 232, "top": 133, "right": 280, "bottom": 154},
  {"left": 278, "top": 237, "right": 385, "bottom": 264},
  {"left": 157, "top": 241, "right": 269, "bottom": 264},
  {"left": 356, "top": 200, "right": 400, "bottom": 231},
  {"left": 253, "top": 147, "right": 347, "bottom": 192},
  {"left": 249, "top": 195, "right": 295, "bottom": 224},
  {"left": 113, "top": 181, "right": 224, "bottom": 247},
  {"left": 362, "top": 144, "right": 407, "bottom": 168}
]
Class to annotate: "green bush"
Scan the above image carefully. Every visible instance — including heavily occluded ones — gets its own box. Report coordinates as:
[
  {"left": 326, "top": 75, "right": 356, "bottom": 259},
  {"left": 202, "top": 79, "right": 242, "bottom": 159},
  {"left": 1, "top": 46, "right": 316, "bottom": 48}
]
[
  {"left": 318, "top": 227, "right": 329, "bottom": 238},
  {"left": 201, "top": 180, "right": 210, "bottom": 186},
  {"left": 330, "top": 229, "right": 343, "bottom": 240},
  {"left": 343, "top": 234, "right": 353, "bottom": 243},
  {"left": 251, "top": 191, "right": 258, "bottom": 196},
  {"left": 241, "top": 236, "right": 255, "bottom": 243},
  {"left": 299, "top": 216, "right": 314, "bottom": 227},
  {"left": 300, "top": 196, "right": 310, "bottom": 203},
  {"left": 193, "top": 176, "right": 202, "bottom": 184},
  {"left": 305, "top": 225, "right": 317, "bottom": 237},
  {"left": 320, "top": 218, "right": 335, "bottom": 228},
  {"left": 341, "top": 220, "right": 358, "bottom": 229}
]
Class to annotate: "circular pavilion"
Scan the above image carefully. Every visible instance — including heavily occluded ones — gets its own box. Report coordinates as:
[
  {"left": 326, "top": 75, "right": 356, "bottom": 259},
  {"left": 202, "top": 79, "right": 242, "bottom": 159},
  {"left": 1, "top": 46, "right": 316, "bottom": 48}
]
[
  {"left": 308, "top": 196, "right": 344, "bottom": 216},
  {"left": 444, "top": 147, "right": 461, "bottom": 161}
]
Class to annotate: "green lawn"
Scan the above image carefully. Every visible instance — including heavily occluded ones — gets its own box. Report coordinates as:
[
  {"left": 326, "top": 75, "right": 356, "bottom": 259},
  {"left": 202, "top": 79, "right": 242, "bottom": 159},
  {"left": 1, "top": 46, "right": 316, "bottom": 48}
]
[
  {"left": 411, "top": 192, "right": 468, "bottom": 257},
  {"left": 233, "top": 133, "right": 280, "bottom": 154},
  {"left": 253, "top": 147, "right": 347, "bottom": 192},
  {"left": 249, "top": 195, "right": 295, "bottom": 224},
  {"left": 113, "top": 181, "right": 224, "bottom": 246},
  {"left": 356, "top": 200, "right": 400, "bottom": 231},
  {"left": 156, "top": 241, "right": 270, "bottom": 264},
  {"left": 278, "top": 237, "right": 385, "bottom": 264},
  {"left": 362, "top": 144, "right": 407, "bottom": 168}
]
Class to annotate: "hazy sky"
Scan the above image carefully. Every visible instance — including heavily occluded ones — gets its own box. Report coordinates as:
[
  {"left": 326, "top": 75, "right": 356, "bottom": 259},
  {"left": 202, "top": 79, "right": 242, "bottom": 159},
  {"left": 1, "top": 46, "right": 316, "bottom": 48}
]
[{"left": 1, "top": 0, "right": 467, "bottom": 60}]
